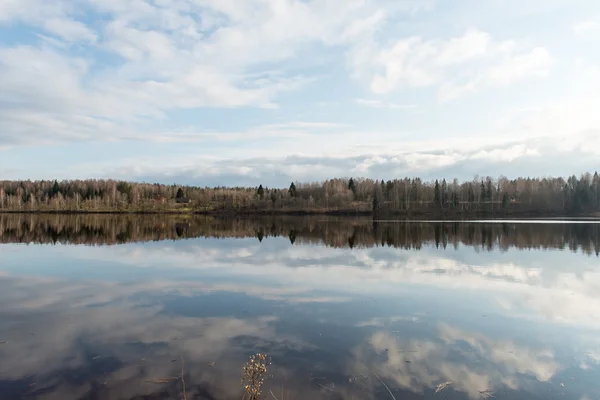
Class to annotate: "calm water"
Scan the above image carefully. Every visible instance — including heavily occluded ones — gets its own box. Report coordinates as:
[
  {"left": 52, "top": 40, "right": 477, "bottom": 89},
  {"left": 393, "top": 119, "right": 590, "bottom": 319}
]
[{"left": 1, "top": 214, "right": 599, "bottom": 400}]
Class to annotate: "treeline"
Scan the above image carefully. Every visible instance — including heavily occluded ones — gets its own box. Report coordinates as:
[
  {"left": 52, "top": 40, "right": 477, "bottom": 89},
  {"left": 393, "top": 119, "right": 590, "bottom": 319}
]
[
  {"left": 1, "top": 172, "right": 600, "bottom": 216},
  {"left": 1, "top": 214, "right": 598, "bottom": 255}
]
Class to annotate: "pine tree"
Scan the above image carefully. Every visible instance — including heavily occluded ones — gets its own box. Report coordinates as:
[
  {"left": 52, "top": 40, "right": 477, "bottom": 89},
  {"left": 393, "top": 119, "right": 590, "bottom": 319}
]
[
  {"left": 348, "top": 178, "right": 356, "bottom": 197},
  {"left": 434, "top": 180, "right": 441, "bottom": 207},
  {"left": 257, "top": 185, "right": 265, "bottom": 199},
  {"left": 51, "top": 180, "right": 60, "bottom": 198},
  {"left": 480, "top": 181, "right": 486, "bottom": 203},
  {"left": 288, "top": 182, "right": 297, "bottom": 197},
  {"left": 594, "top": 172, "right": 600, "bottom": 206},
  {"left": 176, "top": 188, "right": 185, "bottom": 199},
  {"left": 441, "top": 179, "right": 448, "bottom": 206}
]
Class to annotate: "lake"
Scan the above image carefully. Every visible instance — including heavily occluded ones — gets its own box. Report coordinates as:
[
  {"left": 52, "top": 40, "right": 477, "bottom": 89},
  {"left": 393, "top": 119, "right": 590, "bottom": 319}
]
[{"left": 0, "top": 214, "right": 599, "bottom": 400}]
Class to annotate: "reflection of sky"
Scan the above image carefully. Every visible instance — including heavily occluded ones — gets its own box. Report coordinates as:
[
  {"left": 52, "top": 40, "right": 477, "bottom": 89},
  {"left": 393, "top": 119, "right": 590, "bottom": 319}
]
[{"left": 1, "top": 236, "right": 600, "bottom": 399}]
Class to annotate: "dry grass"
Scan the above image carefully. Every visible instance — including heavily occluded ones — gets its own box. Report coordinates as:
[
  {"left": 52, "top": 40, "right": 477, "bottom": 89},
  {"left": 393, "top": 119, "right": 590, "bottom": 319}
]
[
  {"left": 241, "top": 353, "right": 271, "bottom": 400},
  {"left": 181, "top": 355, "right": 187, "bottom": 400},
  {"left": 374, "top": 373, "right": 397, "bottom": 400},
  {"left": 142, "top": 352, "right": 405, "bottom": 400}
]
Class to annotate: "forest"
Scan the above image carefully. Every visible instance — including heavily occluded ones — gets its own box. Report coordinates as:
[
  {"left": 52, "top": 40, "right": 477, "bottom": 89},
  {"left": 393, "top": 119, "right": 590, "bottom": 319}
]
[
  {"left": 0, "top": 171, "right": 599, "bottom": 216},
  {"left": 1, "top": 214, "right": 598, "bottom": 255}
]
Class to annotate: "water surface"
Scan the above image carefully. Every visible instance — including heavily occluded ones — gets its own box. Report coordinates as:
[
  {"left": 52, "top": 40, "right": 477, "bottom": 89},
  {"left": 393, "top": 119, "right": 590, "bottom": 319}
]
[{"left": 0, "top": 214, "right": 599, "bottom": 399}]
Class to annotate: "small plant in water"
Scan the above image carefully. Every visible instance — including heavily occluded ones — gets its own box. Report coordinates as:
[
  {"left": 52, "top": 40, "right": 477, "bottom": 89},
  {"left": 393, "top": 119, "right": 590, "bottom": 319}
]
[{"left": 241, "top": 353, "right": 271, "bottom": 400}]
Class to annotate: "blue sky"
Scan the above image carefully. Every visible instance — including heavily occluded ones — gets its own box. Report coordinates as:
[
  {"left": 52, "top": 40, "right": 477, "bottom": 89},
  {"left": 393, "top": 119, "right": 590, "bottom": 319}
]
[{"left": 1, "top": 0, "right": 599, "bottom": 187}]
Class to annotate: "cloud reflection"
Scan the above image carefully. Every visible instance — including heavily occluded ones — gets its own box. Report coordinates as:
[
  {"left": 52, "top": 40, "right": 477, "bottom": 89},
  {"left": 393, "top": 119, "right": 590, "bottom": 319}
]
[
  {"left": 349, "top": 324, "right": 559, "bottom": 399},
  {"left": 1, "top": 230, "right": 600, "bottom": 399},
  {"left": 41, "top": 237, "right": 600, "bottom": 330},
  {"left": 0, "top": 277, "right": 325, "bottom": 399}
]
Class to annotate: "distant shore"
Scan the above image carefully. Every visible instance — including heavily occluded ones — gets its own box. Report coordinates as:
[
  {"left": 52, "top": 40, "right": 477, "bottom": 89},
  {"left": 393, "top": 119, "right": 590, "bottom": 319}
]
[
  {"left": 2, "top": 174, "right": 599, "bottom": 219},
  {"left": 1, "top": 209, "right": 598, "bottom": 219}
]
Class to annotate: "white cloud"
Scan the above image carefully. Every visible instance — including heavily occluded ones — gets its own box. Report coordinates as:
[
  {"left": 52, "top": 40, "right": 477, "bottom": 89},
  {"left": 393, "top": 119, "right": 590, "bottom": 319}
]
[
  {"left": 0, "top": 0, "right": 97, "bottom": 43},
  {"left": 573, "top": 18, "right": 600, "bottom": 37},
  {"left": 469, "top": 144, "right": 540, "bottom": 163},
  {"left": 366, "top": 29, "right": 552, "bottom": 98},
  {"left": 0, "top": 0, "right": 419, "bottom": 147},
  {"left": 264, "top": 121, "right": 351, "bottom": 130},
  {"left": 436, "top": 29, "right": 492, "bottom": 66},
  {"left": 354, "top": 98, "right": 418, "bottom": 110},
  {"left": 439, "top": 47, "right": 551, "bottom": 101},
  {"left": 42, "top": 17, "right": 97, "bottom": 43},
  {"left": 25, "top": 129, "right": 593, "bottom": 185},
  {"left": 0, "top": 44, "right": 311, "bottom": 144}
]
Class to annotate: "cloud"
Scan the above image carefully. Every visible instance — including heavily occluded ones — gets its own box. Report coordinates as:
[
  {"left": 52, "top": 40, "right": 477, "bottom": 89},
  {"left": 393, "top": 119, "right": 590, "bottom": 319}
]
[
  {"left": 354, "top": 98, "right": 418, "bottom": 110},
  {"left": 0, "top": 45, "right": 310, "bottom": 145},
  {"left": 0, "top": 0, "right": 599, "bottom": 185},
  {"left": 469, "top": 144, "right": 540, "bottom": 163},
  {"left": 49, "top": 131, "right": 598, "bottom": 186},
  {"left": 438, "top": 47, "right": 552, "bottom": 101},
  {"left": 0, "top": 0, "right": 408, "bottom": 146},
  {"left": 573, "top": 18, "right": 600, "bottom": 37},
  {"left": 0, "top": 0, "right": 97, "bottom": 43},
  {"left": 364, "top": 29, "right": 552, "bottom": 98},
  {"left": 42, "top": 18, "right": 98, "bottom": 43}
]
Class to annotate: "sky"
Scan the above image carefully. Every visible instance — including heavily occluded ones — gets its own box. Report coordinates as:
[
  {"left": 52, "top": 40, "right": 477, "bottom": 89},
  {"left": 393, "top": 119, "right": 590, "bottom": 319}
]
[{"left": 0, "top": 0, "right": 599, "bottom": 187}]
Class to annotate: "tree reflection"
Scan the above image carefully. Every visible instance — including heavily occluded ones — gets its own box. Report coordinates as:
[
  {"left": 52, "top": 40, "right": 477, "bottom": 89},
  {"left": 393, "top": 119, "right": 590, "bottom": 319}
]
[{"left": 0, "top": 214, "right": 598, "bottom": 255}]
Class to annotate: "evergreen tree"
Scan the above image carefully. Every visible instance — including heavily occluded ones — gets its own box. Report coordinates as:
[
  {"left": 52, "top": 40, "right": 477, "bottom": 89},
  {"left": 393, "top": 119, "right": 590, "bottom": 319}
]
[
  {"left": 257, "top": 185, "right": 265, "bottom": 199},
  {"left": 176, "top": 188, "right": 185, "bottom": 199},
  {"left": 434, "top": 180, "right": 441, "bottom": 207},
  {"left": 480, "top": 181, "right": 486, "bottom": 203},
  {"left": 441, "top": 179, "right": 448, "bottom": 206},
  {"left": 502, "top": 192, "right": 510, "bottom": 209},
  {"left": 51, "top": 180, "right": 60, "bottom": 198},
  {"left": 386, "top": 180, "right": 393, "bottom": 197},
  {"left": 594, "top": 172, "right": 600, "bottom": 206},
  {"left": 348, "top": 178, "right": 356, "bottom": 197},
  {"left": 288, "top": 182, "right": 297, "bottom": 197}
]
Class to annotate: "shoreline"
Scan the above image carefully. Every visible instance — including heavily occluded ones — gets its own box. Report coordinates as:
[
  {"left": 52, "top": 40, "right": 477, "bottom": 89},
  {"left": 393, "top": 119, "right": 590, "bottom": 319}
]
[{"left": 0, "top": 209, "right": 598, "bottom": 220}]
